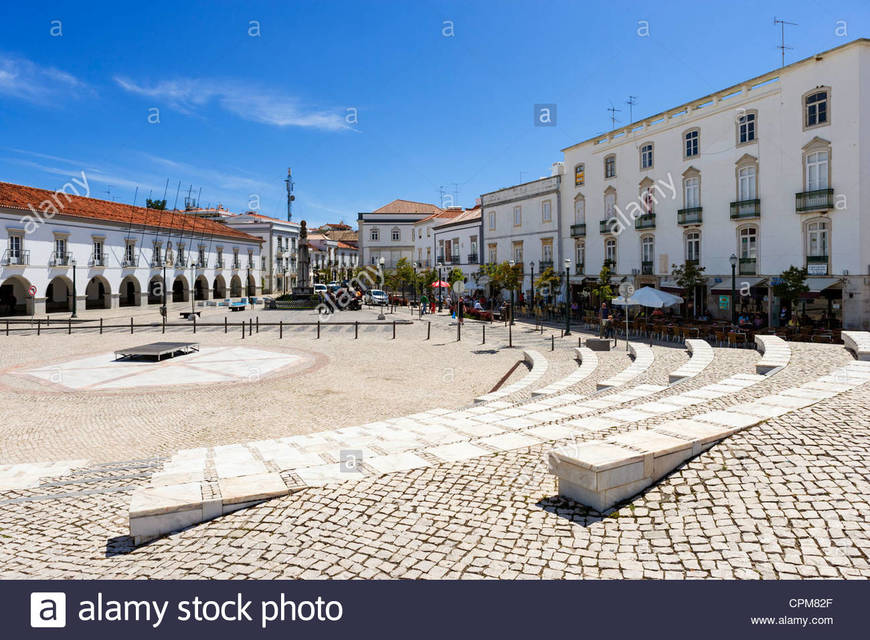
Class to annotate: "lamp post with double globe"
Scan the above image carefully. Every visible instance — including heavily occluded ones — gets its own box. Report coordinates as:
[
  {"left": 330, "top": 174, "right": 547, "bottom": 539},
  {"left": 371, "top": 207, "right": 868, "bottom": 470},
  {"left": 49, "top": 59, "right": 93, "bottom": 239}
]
[{"left": 729, "top": 253, "right": 738, "bottom": 326}]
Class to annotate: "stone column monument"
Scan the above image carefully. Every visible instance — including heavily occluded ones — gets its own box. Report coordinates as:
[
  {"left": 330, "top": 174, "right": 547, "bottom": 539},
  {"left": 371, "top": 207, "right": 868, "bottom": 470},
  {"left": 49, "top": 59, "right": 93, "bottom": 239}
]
[{"left": 292, "top": 220, "right": 313, "bottom": 297}]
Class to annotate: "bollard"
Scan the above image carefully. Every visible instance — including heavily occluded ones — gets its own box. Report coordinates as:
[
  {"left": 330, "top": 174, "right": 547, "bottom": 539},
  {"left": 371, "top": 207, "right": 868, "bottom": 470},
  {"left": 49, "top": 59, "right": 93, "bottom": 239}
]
[
  {"left": 224, "top": 316, "right": 228, "bottom": 334},
  {"left": 193, "top": 315, "right": 196, "bottom": 334},
  {"left": 427, "top": 321, "right": 431, "bottom": 340},
  {"left": 551, "top": 335, "right": 555, "bottom": 351},
  {"left": 249, "top": 318, "right": 252, "bottom": 335},
  {"left": 162, "top": 316, "right": 165, "bottom": 334},
  {"left": 317, "top": 320, "right": 320, "bottom": 339},
  {"left": 68, "top": 318, "right": 71, "bottom": 335},
  {"left": 100, "top": 318, "right": 103, "bottom": 335},
  {"left": 5, "top": 321, "right": 7, "bottom": 337},
  {"left": 457, "top": 320, "right": 461, "bottom": 342},
  {"left": 509, "top": 320, "right": 512, "bottom": 347},
  {"left": 256, "top": 316, "right": 259, "bottom": 334},
  {"left": 130, "top": 317, "right": 133, "bottom": 334},
  {"left": 279, "top": 320, "right": 283, "bottom": 339},
  {"left": 560, "top": 329, "right": 564, "bottom": 338},
  {"left": 482, "top": 325, "right": 485, "bottom": 344},
  {"left": 37, "top": 320, "right": 41, "bottom": 336},
  {"left": 242, "top": 321, "right": 245, "bottom": 339},
  {"left": 355, "top": 321, "right": 358, "bottom": 340},
  {"left": 392, "top": 320, "right": 396, "bottom": 340},
  {"left": 578, "top": 336, "right": 582, "bottom": 348}
]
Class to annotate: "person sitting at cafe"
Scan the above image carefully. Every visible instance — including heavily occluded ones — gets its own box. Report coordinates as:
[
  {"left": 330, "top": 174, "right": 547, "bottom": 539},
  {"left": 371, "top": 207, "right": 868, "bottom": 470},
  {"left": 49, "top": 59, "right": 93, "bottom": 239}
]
[{"left": 753, "top": 313, "right": 764, "bottom": 329}]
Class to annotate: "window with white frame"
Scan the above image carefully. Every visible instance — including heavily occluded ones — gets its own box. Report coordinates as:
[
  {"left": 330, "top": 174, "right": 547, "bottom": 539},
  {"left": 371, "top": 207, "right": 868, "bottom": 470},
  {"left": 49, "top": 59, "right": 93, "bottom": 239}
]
[
  {"left": 198, "top": 245, "right": 206, "bottom": 266},
  {"left": 9, "top": 234, "right": 22, "bottom": 259},
  {"left": 604, "top": 191, "right": 616, "bottom": 220},
  {"left": 604, "top": 155, "right": 616, "bottom": 178},
  {"left": 641, "top": 235, "right": 654, "bottom": 263},
  {"left": 125, "top": 241, "right": 135, "bottom": 264},
  {"left": 604, "top": 238, "right": 616, "bottom": 265},
  {"left": 738, "top": 166, "right": 757, "bottom": 200},
  {"left": 488, "top": 211, "right": 495, "bottom": 230},
  {"left": 806, "top": 150, "right": 829, "bottom": 190},
  {"left": 391, "top": 227, "right": 400, "bottom": 241},
  {"left": 684, "top": 176, "right": 700, "bottom": 208},
  {"left": 641, "top": 187, "right": 655, "bottom": 214},
  {"left": 685, "top": 231, "right": 700, "bottom": 262},
  {"left": 93, "top": 240, "right": 103, "bottom": 265},
  {"left": 542, "top": 200, "right": 552, "bottom": 222},
  {"left": 370, "top": 227, "right": 379, "bottom": 241},
  {"left": 574, "top": 196, "right": 585, "bottom": 224},
  {"left": 640, "top": 143, "right": 653, "bottom": 169},
  {"left": 487, "top": 243, "right": 497, "bottom": 264},
  {"left": 153, "top": 243, "right": 162, "bottom": 263},
  {"left": 541, "top": 240, "right": 553, "bottom": 263},
  {"left": 512, "top": 241, "right": 523, "bottom": 263},
  {"left": 739, "top": 227, "right": 757, "bottom": 259},
  {"left": 513, "top": 205, "right": 522, "bottom": 226},
  {"left": 684, "top": 129, "right": 699, "bottom": 158},
  {"left": 805, "top": 90, "right": 828, "bottom": 128},
  {"left": 807, "top": 220, "right": 828, "bottom": 257},
  {"left": 738, "top": 112, "right": 757, "bottom": 144},
  {"left": 575, "top": 241, "right": 584, "bottom": 268},
  {"left": 54, "top": 238, "right": 66, "bottom": 260}
]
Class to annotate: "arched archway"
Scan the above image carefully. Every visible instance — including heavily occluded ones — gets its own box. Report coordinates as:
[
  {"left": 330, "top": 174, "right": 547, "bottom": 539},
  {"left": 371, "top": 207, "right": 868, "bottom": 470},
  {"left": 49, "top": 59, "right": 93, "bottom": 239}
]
[
  {"left": 213, "top": 275, "right": 226, "bottom": 300},
  {"left": 85, "top": 275, "right": 111, "bottom": 309},
  {"left": 46, "top": 275, "right": 73, "bottom": 313},
  {"left": 172, "top": 275, "right": 189, "bottom": 303},
  {"left": 230, "top": 275, "right": 242, "bottom": 298},
  {"left": 194, "top": 275, "right": 208, "bottom": 300},
  {"left": 0, "top": 275, "right": 33, "bottom": 316},
  {"left": 119, "top": 275, "right": 141, "bottom": 307},
  {"left": 246, "top": 274, "right": 256, "bottom": 297},
  {"left": 148, "top": 275, "right": 164, "bottom": 304}
]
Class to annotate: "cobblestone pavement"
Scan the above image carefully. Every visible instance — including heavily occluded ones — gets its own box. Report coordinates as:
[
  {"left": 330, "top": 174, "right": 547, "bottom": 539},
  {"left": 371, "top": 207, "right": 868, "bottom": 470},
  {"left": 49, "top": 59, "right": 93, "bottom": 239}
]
[{"left": 0, "top": 312, "right": 866, "bottom": 579}]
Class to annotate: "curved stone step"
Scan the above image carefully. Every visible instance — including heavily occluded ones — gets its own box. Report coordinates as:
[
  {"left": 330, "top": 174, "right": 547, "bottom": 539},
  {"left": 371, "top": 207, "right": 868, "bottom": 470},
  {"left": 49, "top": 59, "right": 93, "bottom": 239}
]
[
  {"left": 473, "top": 349, "right": 548, "bottom": 404},
  {"left": 842, "top": 331, "right": 870, "bottom": 361},
  {"left": 596, "top": 342, "right": 654, "bottom": 390},
  {"left": 531, "top": 347, "right": 599, "bottom": 397},
  {"left": 754, "top": 334, "right": 790, "bottom": 375},
  {"left": 668, "top": 339, "right": 713, "bottom": 384}
]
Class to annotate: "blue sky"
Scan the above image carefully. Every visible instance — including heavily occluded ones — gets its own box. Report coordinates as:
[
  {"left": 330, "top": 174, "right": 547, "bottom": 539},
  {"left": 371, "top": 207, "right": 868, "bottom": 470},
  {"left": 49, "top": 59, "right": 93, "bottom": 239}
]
[{"left": 0, "top": 0, "right": 867, "bottom": 226}]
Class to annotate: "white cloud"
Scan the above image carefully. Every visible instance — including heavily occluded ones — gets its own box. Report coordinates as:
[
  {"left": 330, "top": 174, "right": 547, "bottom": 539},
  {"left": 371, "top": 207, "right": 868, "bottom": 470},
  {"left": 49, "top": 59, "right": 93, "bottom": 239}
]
[
  {"left": 114, "top": 76, "right": 349, "bottom": 131},
  {"left": 0, "top": 54, "right": 87, "bottom": 104}
]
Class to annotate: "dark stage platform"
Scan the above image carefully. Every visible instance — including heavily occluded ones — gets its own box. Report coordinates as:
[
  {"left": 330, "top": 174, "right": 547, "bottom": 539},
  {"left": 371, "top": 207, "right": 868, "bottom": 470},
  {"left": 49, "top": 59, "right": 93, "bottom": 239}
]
[{"left": 114, "top": 342, "right": 200, "bottom": 361}]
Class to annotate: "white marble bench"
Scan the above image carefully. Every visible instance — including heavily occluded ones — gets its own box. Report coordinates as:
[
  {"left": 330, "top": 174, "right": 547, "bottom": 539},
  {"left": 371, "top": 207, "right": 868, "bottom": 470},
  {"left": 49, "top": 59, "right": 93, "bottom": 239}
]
[
  {"left": 842, "top": 331, "right": 870, "bottom": 361},
  {"left": 754, "top": 334, "right": 790, "bottom": 374},
  {"left": 596, "top": 342, "right": 654, "bottom": 390},
  {"left": 668, "top": 339, "right": 714, "bottom": 384},
  {"left": 531, "top": 347, "right": 598, "bottom": 397},
  {"left": 473, "top": 349, "right": 548, "bottom": 404}
]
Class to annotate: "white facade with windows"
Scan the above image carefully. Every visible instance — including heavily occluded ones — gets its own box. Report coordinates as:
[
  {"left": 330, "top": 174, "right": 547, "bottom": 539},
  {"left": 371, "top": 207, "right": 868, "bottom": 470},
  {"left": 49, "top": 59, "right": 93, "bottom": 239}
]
[
  {"left": 431, "top": 207, "right": 483, "bottom": 289},
  {"left": 480, "top": 172, "right": 564, "bottom": 299},
  {"left": 358, "top": 200, "right": 443, "bottom": 269},
  {"left": 0, "top": 182, "right": 262, "bottom": 316},
  {"left": 556, "top": 39, "right": 870, "bottom": 328}
]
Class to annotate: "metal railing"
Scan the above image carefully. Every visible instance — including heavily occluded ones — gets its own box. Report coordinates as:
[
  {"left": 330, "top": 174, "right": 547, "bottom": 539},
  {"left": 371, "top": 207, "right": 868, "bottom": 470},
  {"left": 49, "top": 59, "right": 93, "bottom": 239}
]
[
  {"left": 641, "top": 260, "right": 653, "bottom": 275},
  {"left": 635, "top": 213, "right": 656, "bottom": 229},
  {"left": 796, "top": 188, "right": 834, "bottom": 212},
  {"left": 1, "top": 250, "right": 29, "bottom": 266},
  {"left": 49, "top": 251, "right": 72, "bottom": 267},
  {"left": 738, "top": 257, "right": 757, "bottom": 275},
  {"left": 539, "top": 260, "right": 554, "bottom": 271},
  {"left": 88, "top": 252, "right": 107, "bottom": 267},
  {"left": 730, "top": 199, "right": 761, "bottom": 219},
  {"left": 121, "top": 257, "right": 137, "bottom": 268},
  {"left": 570, "top": 223, "right": 586, "bottom": 237},
  {"left": 467, "top": 253, "right": 478, "bottom": 264},
  {"left": 599, "top": 218, "right": 616, "bottom": 233},
  {"left": 677, "top": 207, "right": 703, "bottom": 225}
]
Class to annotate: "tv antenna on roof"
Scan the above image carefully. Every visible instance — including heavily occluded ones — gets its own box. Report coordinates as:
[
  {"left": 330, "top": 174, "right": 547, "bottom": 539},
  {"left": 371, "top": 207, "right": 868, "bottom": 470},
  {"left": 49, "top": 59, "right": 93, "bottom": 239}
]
[
  {"left": 626, "top": 96, "right": 638, "bottom": 123},
  {"left": 284, "top": 167, "right": 295, "bottom": 221},
  {"left": 774, "top": 17, "right": 797, "bottom": 68},
  {"left": 607, "top": 101, "right": 621, "bottom": 129}
]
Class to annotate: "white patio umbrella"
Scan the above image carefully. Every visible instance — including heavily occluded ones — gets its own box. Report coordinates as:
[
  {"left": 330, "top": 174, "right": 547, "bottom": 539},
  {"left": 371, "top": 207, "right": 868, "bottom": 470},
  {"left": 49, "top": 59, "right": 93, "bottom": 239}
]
[{"left": 612, "top": 286, "right": 683, "bottom": 309}]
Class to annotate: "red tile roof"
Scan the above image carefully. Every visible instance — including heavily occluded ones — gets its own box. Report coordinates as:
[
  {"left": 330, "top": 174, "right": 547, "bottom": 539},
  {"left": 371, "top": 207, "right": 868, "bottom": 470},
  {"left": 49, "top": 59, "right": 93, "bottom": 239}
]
[
  {"left": 336, "top": 241, "right": 358, "bottom": 250},
  {"left": 0, "top": 181, "right": 261, "bottom": 243},
  {"left": 372, "top": 199, "right": 445, "bottom": 215}
]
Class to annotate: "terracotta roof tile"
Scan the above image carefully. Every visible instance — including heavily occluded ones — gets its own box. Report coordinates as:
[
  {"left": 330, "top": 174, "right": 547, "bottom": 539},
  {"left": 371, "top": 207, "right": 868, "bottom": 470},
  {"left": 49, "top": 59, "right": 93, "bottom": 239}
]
[
  {"left": 371, "top": 199, "right": 445, "bottom": 215},
  {"left": 0, "top": 180, "right": 261, "bottom": 243}
]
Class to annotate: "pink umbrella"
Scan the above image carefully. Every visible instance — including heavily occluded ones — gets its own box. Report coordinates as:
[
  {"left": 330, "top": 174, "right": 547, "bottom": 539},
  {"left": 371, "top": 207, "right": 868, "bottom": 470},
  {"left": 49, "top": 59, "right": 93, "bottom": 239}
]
[{"left": 430, "top": 280, "right": 450, "bottom": 288}]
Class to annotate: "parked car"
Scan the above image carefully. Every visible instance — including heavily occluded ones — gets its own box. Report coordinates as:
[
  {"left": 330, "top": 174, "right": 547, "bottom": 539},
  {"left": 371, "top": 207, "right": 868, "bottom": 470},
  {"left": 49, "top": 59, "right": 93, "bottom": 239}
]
[
  {"left": 314, "top": 284, "right": 327, "bottom": 295},
  {"left": 365, "top": 289, "right": 388, "bottom": 305}
]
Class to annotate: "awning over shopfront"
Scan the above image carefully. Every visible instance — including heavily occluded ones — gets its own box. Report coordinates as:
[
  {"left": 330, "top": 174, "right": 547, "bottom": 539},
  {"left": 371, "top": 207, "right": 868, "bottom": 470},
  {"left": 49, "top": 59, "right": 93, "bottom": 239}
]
[
  {"left": 708, "top": 276, "right": 767, "bottom": 293},
  {"left": 659, "top": 280, "right": 683, "bottom": 293},
  {"left": 801, "top": 277, "right": 843, "bottom": 298}
]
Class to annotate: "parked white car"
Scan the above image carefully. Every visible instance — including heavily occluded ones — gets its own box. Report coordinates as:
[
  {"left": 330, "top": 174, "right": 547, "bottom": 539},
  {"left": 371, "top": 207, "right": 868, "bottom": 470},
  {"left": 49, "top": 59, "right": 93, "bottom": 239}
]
[
  {"left": 365, "top": 289, "right": 388, "bottom": 305},
  {"left": 314, "top": 284, "right": 327, "bottom": 295}
]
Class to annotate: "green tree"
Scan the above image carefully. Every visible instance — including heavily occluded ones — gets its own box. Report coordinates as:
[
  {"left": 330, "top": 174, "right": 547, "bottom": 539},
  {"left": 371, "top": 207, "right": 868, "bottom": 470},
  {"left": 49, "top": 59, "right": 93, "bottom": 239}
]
[
  {"left": 671, "top": 261, "right": 707, "bottom": 317},
  {"left": 773, "top": 266, "right": 809, "bottom": 322},
  {"left": 592, "top": 263, "right": 614, "bottom": 303},
  {"left": 534, "top": 267, "right": 562, "bottom": 303},
  {"left": 483, "top": 261, "right": 521, "bottom": 294},
  {"left": 145, "top": 198, "right": 167, "bottom": 210},
  {"left": 447, "top": 267, "right": 464, "bottom": 286}
]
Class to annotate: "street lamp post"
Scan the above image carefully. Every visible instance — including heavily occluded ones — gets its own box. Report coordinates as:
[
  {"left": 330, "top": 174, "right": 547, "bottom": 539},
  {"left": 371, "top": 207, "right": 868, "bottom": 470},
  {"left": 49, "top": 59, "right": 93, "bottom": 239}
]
[
  {"left": 529, "top": 260, "right": 535, "bottom": 318},
  {"left": 71, "top": 259, "right": 78, "bottom": 318},
  {"left": 161, "top": 261, "right": 167, "bottom": 320},
  {"left": 412, "top": 262, "right": 418, "bottom": 307},
  {"left": 508, "top": 259, "right": 516, "bottom": 326},
  {"left": 564, "top": 257, "right": 572, "bottom": 336},
  {"left": 437, "top": 262, "right": 443, "bottom": 312},
  {"left": 729, "top": 253, "right": 738, "bottom": 326},
  {"left": 191, "top": 262, "right": 196, "bottom": 315},
  {"left": 378, "top": 257, "right": 386, "bottom": 320}
]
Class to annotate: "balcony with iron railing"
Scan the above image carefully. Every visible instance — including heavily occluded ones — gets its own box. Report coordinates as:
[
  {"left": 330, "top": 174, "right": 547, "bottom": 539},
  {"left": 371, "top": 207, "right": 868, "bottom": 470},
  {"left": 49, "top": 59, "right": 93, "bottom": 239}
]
[
  {"left": 738, "top": 257, "right": 757, "bottom": 275},
  {"left": 806, "top": 254, "right": 829, "bottom": 274},
  {"left": 635, "top": 213, "right": 656, "bottom": 229},
  {"left": 49, "top": 251, "right": 72, "bottom": 267},
  {"left": 1, "top": 250, "right": 29, "bottom": 266},
  {"left": 151, "top": 257, "right": 165, "bottom": 268},
  {"left": 641, "top": 260, "right": 654, "bottom": 275},
  {"left": 599, "top": 218, "right": 616, "bottom": 234},
  {"left": 730, "top": 199, "right": 761, "bottom": 219},
  {"left": 685, "top": 258, "right": 699, "bottom": 267},
  {"left": 575, "top": 264, "right": 584, "bottom": 276},
  {"left": 121, "top": 256, "right": 137, "bottom": 268},
  {"left": 88, "top": 252, "right": 107, "bottom": 267},
  {"left": 539, "top": 260, "right": 554, "bottom": 271},
  {"left": 796, "top": 188, "right": 834, "bottom": 213},
  {"left": 570, "top": 223, "right": 587, "bottom": 237},
  {"left": 232, "top": 259, "right": 241, "bottom": 270},
  {"left": 196, "top": 257, "right": 208, "bottom": 269},
  {"left": 215, "top": 258, "right": 224, "bottom": 269},
  {"left": 467, "top": 253, "right": 478, "bottom": 264},
  {"left": 677, "top": 207, "right": 703, "bottom": 225}
]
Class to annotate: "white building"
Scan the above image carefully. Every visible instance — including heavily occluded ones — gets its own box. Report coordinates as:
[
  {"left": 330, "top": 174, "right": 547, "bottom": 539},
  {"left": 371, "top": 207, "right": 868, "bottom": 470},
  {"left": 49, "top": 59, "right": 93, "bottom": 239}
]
[
  {"left": 211, "top": 211, "right": 300, "bottom": 294},
  {"left": 358, "top": 199, "right": 445, "bottom": 268},
  {"left": 432, "top": 206, "right": 484, "bottom": 289},
  {"left": 557, "top": 38, "right": 870, "bottom": 328},
  {"left": 480, "top": 172, "right": 565, "bottom": 300},
  {"left": 0, "top": 181, "right": 262, "bottom": 316}
]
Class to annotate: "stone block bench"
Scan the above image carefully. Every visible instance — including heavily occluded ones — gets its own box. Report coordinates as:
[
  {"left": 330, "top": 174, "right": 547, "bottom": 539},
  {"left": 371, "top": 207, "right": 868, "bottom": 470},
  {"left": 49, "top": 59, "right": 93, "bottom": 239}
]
[
  {"left": 754, "top": 334, "right": 790, "bottom": 375},
  {"left": 531, "top": 347, "right": 598, "bottom": 397},
  {"left": 842, "top": 331, "right": 870, "bottom": 361},
  {"left": 668, "top": 339, "right": 713, "bottom": 384},
  {"left": 596, "top": 342, "right": 654, "bottom": 390}
]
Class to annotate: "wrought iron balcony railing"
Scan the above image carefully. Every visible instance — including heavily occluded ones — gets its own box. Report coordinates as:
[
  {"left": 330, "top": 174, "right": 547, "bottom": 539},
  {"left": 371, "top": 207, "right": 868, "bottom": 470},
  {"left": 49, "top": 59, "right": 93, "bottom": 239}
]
[
  {"left": 1, "top": 250, "right": 29, "bottom": 266},
  {"left": 635, "top": 213, "right": 656, "bottom": 229},
  {"left": 49, "top": 251, "right": 72, "bottom": 267},
  {"left": 796, "top": 188, "right": 834, "bottom": 212},
  {"left": 730, "top": 199, "right": 761, "bottom": 219},
  {"left": 88, "top": 252, "right": 107, "bottom": 267},
  {"left": 570, "top": 223, "right": 586, "bottom": 237},
  {"left": 738, "top": 257, "right": 757, "bottom": 275},
  {"left": 677, "top": 207, "right": 702, "bottom": 225}
]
